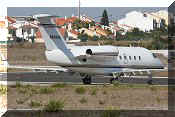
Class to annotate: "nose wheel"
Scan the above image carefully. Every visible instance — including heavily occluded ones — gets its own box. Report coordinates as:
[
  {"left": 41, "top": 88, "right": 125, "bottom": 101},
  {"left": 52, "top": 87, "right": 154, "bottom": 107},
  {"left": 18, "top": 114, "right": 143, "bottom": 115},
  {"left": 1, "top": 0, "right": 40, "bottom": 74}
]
[
  {"left": 147, "top": 72, "right": 153, "bottom": 85},
  {"left": 82, "top": 75, "right": 92, "bottom": 84},
  {"left": 110, "top": 77, "right": 119, "bottom": 84}
]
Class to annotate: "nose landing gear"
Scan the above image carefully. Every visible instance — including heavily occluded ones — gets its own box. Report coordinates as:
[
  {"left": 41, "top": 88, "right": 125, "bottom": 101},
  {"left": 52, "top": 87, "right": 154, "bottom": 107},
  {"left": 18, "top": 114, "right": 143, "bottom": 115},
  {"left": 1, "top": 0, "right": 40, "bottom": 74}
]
[
  {"left": 147, "top": 73, "right": 153, "bottom": 85},
  {"left": 80, "top": 74, "right": 92, "bottom": 84}
]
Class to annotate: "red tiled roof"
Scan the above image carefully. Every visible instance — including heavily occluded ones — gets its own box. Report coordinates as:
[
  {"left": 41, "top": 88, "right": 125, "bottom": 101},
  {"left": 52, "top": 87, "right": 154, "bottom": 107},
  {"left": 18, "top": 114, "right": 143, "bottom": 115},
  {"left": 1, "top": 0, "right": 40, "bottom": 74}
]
[
  {"left": 55, "top": 17, "right": 78, "bottom": 26},
  {"left": 66, "top": 16, "right": 77, "bottom": 23},
  {"left": 36, "top": 30, "right": 42, "bottom": 38},
  {"left": 55, "top": 18, "right": 66, "bottom": 26},
  {"left": 70, "top": 30, "right": 79, "bottom": 35},
  {"left": 58, "top": 28, "right": 66, "bottom": 37},
  {"left": 6, "top": 16, "right": 16, "bottom": 24},
  {"left": 36, "top": 28, "right": 68, "bottom": 39}
]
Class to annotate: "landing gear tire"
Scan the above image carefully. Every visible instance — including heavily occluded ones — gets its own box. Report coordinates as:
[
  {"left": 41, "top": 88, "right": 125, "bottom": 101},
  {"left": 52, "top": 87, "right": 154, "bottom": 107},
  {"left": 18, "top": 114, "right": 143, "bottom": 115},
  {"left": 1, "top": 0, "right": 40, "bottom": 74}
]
[
  {"left": 147, "top": 80, "right": 153, "bottom": 85},
  {"left": 82, "top": 75, "right": 92, "bottom": 84},
  {"left": 110, "top": 78, "right": 114, "bottom": 84},
  {"left": 110, "top": 77, "right": 118, "bottom": 84}
]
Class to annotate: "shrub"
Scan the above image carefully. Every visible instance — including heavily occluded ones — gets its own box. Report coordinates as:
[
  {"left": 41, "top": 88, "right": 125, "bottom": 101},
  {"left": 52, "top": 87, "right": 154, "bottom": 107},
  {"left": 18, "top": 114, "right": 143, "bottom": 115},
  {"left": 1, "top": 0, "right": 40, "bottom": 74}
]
[
  {"left": 103, "top": 90, "right": 107, "bottom": 95},
  {"left": 44, "top": 100, "right": 64, "bottom": 112},
  {"left": 156, "top": 97, "right": 161, "bottom": 103},
  {"left": 91, "top": 88, "right": 97, "bottom": 96},
  {"left": 149, "top": 86, "right": 157, "bottom": 92},
  {"left": 0, "top": 85, "right": 7, "bottom": 95},
  {"left": 79, "top": 97, "right": 87, "bottom": 104},
  {"left": 52, "top": 83, "right": 67, "bottom": 88},
  {"left": 18, "top": 88, "right": 28, "bottom": 94},
  {"left": 128, "top": 84, "right": 134, "bottom": 88},
  {"left": 16, "top": 81, "right": 22, "bottom": 88},
  {"left": 99, "top": 100, "right": 105, "bottom": 105},
  {"left": 75, "top": 87, "right": 86, "bottom": 94},
  {"left": 30, "top": 88, "right": 39, "bottom": 94},
  {"left": 16, "top": 98, "right": 25, "bottom": 104},
  {"left": 39, "top": 87, "right": 55, "bottom": 94},
  {"left": 113, "top": 81, "right": 120, "bottom": 87},
  {"left": 30, "top": 100, "right": 42, "bottom": 108}
]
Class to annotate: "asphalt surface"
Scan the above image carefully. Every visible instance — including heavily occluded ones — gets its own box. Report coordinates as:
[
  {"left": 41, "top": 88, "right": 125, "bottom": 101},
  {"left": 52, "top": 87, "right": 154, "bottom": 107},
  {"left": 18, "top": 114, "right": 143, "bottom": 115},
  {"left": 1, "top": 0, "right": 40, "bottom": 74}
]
[{"left": 0, "top": 72, "right": 172, "bottom": 85}]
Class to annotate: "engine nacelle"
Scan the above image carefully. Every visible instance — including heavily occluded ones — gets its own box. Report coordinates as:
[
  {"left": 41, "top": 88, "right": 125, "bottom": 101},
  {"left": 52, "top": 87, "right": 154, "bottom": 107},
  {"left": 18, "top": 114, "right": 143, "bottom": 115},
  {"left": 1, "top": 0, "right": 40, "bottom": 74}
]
[{"left": 86, "top": 49, "right": 93, "bottom": 55}]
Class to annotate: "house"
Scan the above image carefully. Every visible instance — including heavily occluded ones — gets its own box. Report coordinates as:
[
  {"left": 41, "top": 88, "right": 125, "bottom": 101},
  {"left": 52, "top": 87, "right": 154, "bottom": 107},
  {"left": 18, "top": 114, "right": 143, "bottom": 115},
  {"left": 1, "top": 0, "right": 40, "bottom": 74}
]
[
  {"left": 149, "top": 10, "right": 168, "bottom": 25},
  {"left": 79, "top": 28, "right": 97, "bottom": 37},
  {"left": 55, "top": 16, "right": 77, "bottom": 26},
  {"left": 0, "top": 16, "right": 8, "bottom": 45},
  {"left": 118, "top": 11, "right": 153, "bottom": 32},
  {"left": 118, "top": 10, "right": 168, "bottom": 32},
  {"left": 80, "top": 15, "right": 94, "bottom": 23},
  {"left": 108, "top": 22, "right": 123, "bottom": 36},
  {"left": 91, "top": 26, "right": 108, "bottom": 37},
  {"left": 68, "top": 30, "right": 79, "bottom": 39}
]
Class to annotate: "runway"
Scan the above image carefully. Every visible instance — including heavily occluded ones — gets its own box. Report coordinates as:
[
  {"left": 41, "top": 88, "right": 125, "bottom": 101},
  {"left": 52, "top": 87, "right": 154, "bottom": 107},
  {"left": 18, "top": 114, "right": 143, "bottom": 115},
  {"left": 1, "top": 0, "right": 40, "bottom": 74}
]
[{"left": 0, "top": 72, "right": 171, "bottom": 85}]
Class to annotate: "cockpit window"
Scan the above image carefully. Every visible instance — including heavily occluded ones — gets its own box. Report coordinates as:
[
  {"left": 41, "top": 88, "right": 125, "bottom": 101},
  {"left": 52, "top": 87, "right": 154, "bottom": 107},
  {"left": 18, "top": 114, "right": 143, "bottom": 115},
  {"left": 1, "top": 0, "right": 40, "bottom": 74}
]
[{"left": 152, "top": 53, "right": 157, "bottom": 58}]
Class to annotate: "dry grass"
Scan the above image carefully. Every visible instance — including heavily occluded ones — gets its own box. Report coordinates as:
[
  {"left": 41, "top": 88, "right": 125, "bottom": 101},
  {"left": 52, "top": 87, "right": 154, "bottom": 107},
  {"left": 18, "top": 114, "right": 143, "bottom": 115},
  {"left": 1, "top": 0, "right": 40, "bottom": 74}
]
[{"left": 7, "top": 85, "right": 168, "bottom": 110}]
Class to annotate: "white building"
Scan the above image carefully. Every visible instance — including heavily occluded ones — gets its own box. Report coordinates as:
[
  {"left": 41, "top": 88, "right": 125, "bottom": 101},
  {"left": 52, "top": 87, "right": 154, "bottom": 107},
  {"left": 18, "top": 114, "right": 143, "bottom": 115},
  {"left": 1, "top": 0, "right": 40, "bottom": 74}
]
[
  {"left": 149, "top": 10, "right": 168, "bottom": 25},
  {"left": 118, "top": 11, "right": 153, "bottom": 32},
  {"left": 0, "top": 17, "right": 8, "bottom": 45},
  {"left": 10, "top": 20, "right": 38, "bottom": 42},
  {"left": 80, "top": 15, "right": 94, "bottom": 23}
]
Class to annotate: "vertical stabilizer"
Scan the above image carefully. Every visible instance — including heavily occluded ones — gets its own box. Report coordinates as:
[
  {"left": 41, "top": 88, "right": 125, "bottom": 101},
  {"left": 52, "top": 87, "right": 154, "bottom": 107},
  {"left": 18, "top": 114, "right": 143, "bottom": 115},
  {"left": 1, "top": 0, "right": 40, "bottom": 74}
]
[{"left": 37, "top": 16, "right": 77, "bottom": 64}]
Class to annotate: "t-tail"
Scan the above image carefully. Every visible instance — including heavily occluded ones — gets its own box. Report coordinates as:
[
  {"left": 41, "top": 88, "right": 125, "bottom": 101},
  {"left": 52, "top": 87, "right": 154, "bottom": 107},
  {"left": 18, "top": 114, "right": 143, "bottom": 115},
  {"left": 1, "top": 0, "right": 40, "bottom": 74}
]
[{"left": 37, "top": 16, "right": 78, "bottom": 65}]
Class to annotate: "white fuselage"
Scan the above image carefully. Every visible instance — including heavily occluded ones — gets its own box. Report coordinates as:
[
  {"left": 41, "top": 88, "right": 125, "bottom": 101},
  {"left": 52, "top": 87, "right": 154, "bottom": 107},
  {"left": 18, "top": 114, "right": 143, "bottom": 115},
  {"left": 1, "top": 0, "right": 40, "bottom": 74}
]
[{"left": 45, "top": 45, "right": 164, "bottom": 75}]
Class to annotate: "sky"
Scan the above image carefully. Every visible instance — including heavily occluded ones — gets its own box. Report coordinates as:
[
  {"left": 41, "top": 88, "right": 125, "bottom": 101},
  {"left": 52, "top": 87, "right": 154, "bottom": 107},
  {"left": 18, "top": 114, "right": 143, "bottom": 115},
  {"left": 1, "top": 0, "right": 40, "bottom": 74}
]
[
  {"left": 7, "top": 7, "right": 167, "bottom": 22},
  {"left": 0, "top": 0, "right": 173, "bottom": 16}
]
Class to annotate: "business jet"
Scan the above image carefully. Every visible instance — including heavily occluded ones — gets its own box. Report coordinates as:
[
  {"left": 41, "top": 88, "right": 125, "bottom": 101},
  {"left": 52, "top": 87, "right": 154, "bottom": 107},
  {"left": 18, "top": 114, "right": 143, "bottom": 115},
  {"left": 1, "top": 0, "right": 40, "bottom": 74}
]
[{"left": 9, "top": 16, "right": 166, "bottom": 84}]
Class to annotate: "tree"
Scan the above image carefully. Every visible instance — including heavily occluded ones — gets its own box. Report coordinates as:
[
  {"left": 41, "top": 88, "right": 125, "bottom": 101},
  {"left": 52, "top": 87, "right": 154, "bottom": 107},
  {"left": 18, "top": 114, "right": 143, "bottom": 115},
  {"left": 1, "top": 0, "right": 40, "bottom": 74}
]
[
  {"left": 101, "top": 9, "right": 109, "bottom": 26},
  {"left": 78, "top": 33, "right": 88, "bottom": 42}
]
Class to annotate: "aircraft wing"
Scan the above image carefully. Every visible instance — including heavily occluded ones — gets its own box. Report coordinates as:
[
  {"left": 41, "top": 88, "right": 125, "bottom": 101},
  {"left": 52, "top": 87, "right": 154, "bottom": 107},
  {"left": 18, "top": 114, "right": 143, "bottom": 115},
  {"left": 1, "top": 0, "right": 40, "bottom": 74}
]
[
  {"left": 8, "top": 65, "right": 68, "bottom": 73},
  {"left": 111, "top": 68, "right": 168, "bottom": 75}
]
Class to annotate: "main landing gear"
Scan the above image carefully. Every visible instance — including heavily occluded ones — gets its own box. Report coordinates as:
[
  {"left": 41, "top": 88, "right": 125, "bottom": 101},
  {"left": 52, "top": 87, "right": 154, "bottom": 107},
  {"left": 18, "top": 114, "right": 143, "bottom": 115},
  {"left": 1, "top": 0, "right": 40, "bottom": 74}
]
[
  {"left": 80, "top": 73, "right": 92, "bottom": 84},
  {"left": 147, "top": 73, "right": 153, "bottom": 85},
  {"left": 110, "top": 73, "right": 124, "bottom": 84},
  {"left": 110, "top": 72, "right": 133, "bottom": 84}
]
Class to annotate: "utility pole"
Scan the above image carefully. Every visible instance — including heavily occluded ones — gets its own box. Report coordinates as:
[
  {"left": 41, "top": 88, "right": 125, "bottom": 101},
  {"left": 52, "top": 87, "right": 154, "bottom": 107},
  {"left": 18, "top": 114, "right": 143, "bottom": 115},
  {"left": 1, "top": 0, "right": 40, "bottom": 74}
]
[{"left": 78, "top": 0, "right": 80, "bottom": 20}]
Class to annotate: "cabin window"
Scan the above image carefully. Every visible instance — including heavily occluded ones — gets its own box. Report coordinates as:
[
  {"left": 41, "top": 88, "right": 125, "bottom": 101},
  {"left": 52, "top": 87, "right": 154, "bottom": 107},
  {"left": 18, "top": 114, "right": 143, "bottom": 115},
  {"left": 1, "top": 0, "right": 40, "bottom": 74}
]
[
  {"left": 134, "top": 56, "right": 136, "bottom": 60},
  {"left": 119, "top": 56, "right": 122, "bottom": 60},
  {"left": 139, "top": 56, "right": 141, "bottom": 60},
  {"left": 124, "top": 56, "right": 127, "bottom": 60},
  {"left": 129, "top": 56, "right": 131, "bottom": 60}
]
